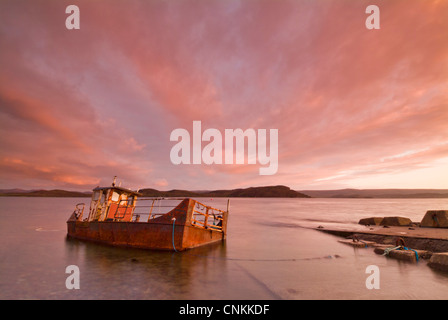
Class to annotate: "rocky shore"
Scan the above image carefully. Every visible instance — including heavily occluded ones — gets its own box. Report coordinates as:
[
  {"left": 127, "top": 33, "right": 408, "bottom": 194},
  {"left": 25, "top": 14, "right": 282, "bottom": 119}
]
[{"left": 316, "top": 210, "right": 448, "bottom": 272}]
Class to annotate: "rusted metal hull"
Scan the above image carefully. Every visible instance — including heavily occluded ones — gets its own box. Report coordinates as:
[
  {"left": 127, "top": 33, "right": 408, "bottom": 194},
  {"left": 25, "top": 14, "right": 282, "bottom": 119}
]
[
  {"left": 66, "top": 221, "right": 224, "bottom": 251},
  {"left": 67, "top": 198, "right": 228, "bottom": 251}
]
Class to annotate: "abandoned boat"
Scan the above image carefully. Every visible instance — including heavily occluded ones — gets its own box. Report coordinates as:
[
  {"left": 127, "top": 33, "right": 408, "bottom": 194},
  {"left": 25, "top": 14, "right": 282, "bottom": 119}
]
[{"left": 67, "top": 179, "right": 229, "bottom": 251}]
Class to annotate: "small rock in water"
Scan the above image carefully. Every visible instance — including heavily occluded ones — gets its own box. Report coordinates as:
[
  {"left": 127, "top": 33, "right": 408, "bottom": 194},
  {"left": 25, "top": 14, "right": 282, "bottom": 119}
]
[{"left": 325, "top": 255, "right": 341, "bottom": 259}]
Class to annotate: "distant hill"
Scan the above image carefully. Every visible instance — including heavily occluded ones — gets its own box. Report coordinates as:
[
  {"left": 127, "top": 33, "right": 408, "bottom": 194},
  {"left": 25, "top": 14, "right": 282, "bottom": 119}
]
[
  {"left": 299, "top": 188, "right": 448, "bottom": 198},
  {"left": 3, "top": 186, "right": 446, "bottom": 199},
  {"left": 0, "top": 185, "right": 309, "bottom": 198},
  {"left": 0, "top": 188, "right": 34, "bottom": 194},
  {"left": 139, "top": 185, "right": 311, "bottom": 198},
  {"left": 0, "top": 189, "right": 91, "bottom": 197},
  {"left": 138, "top": 188, "right": 202, "bottom": 198}
]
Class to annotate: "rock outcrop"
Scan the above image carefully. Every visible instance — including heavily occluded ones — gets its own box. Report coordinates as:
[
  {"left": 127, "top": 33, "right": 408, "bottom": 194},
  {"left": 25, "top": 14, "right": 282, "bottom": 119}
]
[
  {"left": 420, "top": 210, "right": 448, "bottom": 228},
  {"left": 380, "top": 216, "right": 412, "bottom": 227},
  {"left": 358, "top": 217, "right": 384, "bottom": 226}
]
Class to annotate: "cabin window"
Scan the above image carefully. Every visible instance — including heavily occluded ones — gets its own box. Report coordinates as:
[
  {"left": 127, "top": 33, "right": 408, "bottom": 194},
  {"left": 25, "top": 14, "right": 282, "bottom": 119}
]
[
  {"left": 127, "top": 196, "right": 134, "bottom": 206},
  {"left": 92, "top": 191, "right": 100, "bottom": 201},
  {"left": 111, "top": 191, "right": 120, "bottom": 202}
]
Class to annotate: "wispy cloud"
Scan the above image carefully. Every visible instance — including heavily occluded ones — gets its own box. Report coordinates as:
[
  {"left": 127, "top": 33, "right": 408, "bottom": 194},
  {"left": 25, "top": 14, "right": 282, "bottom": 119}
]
[{"left": 0, "top": 0, "right": 447, "bottom": 190}]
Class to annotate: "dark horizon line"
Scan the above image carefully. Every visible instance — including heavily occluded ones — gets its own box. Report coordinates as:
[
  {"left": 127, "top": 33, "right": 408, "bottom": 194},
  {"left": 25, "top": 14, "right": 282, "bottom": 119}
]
[
  {"left": 0, "top": 184, "right": 448, "bottom": 193},
  {"left": 1, "top": 186, "right": 448, "bottom": 193},
  {"left": 1, "top": 185, "right": 448, "bottom": 199}
]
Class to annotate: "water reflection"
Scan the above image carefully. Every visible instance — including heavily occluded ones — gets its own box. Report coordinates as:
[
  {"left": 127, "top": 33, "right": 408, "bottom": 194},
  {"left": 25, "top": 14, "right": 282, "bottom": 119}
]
[
  {"left": 2, "top": 197, "right": 448, "bottom": 299},
  {"left": 64, "top": 237, "right": 228, "bottom": 299}
]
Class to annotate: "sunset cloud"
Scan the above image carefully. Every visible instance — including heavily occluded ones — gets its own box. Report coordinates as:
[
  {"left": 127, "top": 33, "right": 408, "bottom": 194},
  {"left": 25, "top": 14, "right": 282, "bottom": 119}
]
[{"left": 0, "top": 0, "right": 447, "bottom": 191}]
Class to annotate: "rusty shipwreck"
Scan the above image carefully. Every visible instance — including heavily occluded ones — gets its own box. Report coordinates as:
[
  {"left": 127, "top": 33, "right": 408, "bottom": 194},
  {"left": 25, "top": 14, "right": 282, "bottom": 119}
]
[{"left": 67, "top": 179, "right": 229, "bottom": 251}]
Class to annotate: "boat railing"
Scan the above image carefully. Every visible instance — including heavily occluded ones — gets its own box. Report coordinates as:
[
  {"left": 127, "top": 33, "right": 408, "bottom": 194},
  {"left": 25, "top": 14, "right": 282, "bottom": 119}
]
[
  {"left": 191, "top": 200, "right": 225, "bottom": 232},
  {"left": 72, "top": 203, "right": 85, "bottom": 220},
  {"left": 123, "top": 198, "right": 227, "bottom": 232},
  {"left": 73, "top": 197, "right": 227, "bottom": 229},
  {"left": 130, "top": 198, "right": 184, "bottom": 222}
]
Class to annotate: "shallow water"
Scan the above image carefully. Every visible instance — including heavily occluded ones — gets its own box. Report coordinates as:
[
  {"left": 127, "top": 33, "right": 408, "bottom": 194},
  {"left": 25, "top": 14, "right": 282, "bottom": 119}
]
[{"left": 0, "top": 197, "right": 447, "bottom": 300}]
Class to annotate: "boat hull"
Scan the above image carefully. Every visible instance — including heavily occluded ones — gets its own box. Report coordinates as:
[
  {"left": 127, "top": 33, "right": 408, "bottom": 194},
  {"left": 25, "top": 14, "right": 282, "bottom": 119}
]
[
  {"left": 66, "top": 198, "right": 228, "bottom": 251},
  {"left": 66, "top": 220, "right": 224, "bottom": 251}
]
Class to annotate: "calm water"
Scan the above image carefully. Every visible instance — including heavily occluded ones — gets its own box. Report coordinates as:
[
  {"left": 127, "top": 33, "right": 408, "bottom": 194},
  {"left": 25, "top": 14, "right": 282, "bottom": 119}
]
[{"left": 0, "top": 197, "right": 447, "bottom": 300}]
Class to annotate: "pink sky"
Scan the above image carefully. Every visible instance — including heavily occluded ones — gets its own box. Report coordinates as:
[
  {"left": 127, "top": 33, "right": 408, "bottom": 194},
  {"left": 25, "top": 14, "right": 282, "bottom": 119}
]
[{"left": 0, "top": 0, "right": 447, "bottom": 191}]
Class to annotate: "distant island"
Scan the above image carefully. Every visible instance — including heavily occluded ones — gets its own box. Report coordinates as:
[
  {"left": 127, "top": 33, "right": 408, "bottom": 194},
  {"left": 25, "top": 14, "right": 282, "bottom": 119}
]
[
  {"left": 0, "top": 189, "right": 91, "bottom": 197},
  {"left": 139, "top": 185, "right": 310, "bottom": 198},
  {"left": 0, "top": 185, "right": 309, "bottom": 198},
  {"left": 0, "top": 187, "right": 447, "bottom": 199}
]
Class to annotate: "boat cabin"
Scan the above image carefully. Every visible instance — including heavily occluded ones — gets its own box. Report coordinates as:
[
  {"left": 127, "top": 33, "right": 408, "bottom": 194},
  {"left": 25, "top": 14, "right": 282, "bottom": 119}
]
[{"left": 88, "top": 185, "right": 142, "bottom": 222}]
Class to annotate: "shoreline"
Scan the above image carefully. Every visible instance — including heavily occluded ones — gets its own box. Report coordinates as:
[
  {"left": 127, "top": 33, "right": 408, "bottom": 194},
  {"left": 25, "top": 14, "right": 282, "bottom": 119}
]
[{"left": 316, "top": 224, "right": 448, "bottom": 253}]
